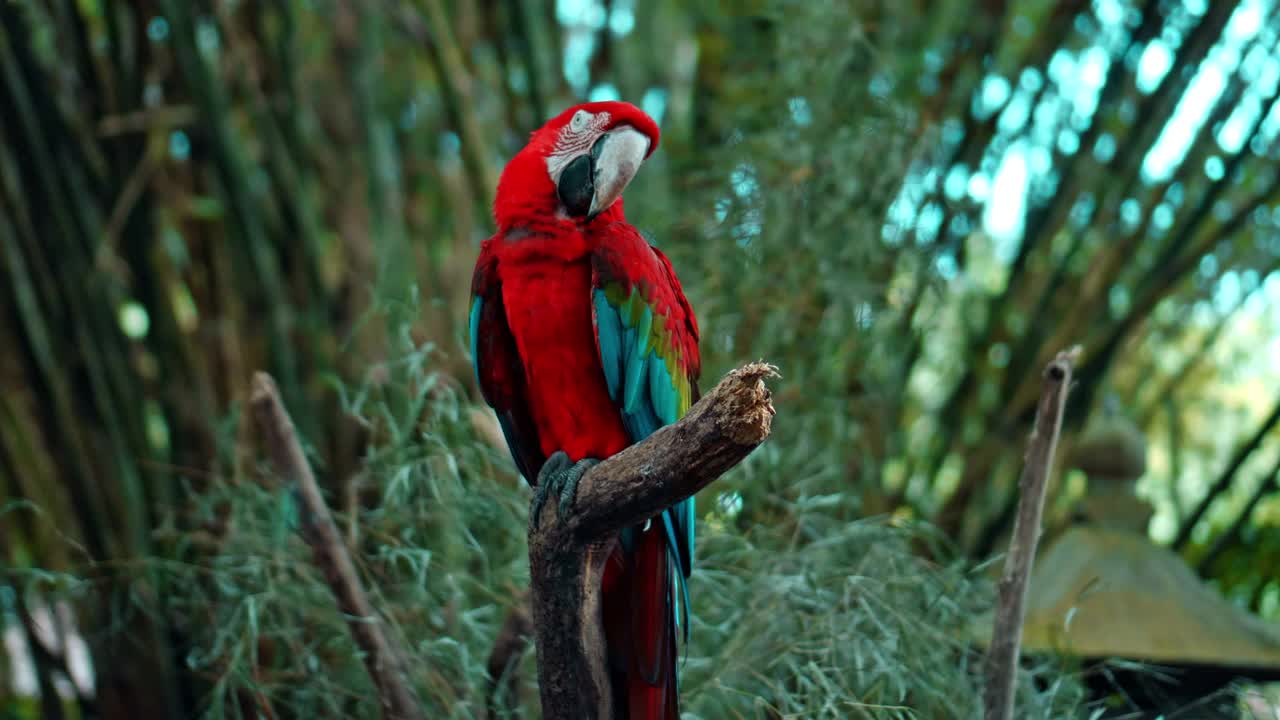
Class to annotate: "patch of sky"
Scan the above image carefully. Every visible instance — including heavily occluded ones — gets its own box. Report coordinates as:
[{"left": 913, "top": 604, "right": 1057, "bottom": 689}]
[
  {"left": 1019, "top": 67, "right": 1044, "bottom": 93},
  {"left": 917, "top": 202, "right": 944, "bottom": 244},
  {"left": 968, "top": 171, "right": 991, "bottom": 201},
  {"left": 1265, "top": 270, "right": 1280, "bottom": 305},
  {"left": 1031, "top": 94, "right": 1062, "bottom": 146},
  {"left": 558, "top": 0, "right": 622, "bottom": 95},
  {"left": 1048, "top": 48, "right": 1075, "bottom": 87},
  {"left": 885, "top": 172, "right": 925, "bottom": 241},
  {"left": 1094, "top": 0, "right": 1126, "bottom": 28},
  {"left": 1242, "top": 268, "right": 1261, "bottom": 292},
  {"left": 608, "top": 0, "right": 635, "bottom": 36},
  {"left": 557, "top": 0, "right": 606, "bottom": 28},
  {"left": 1214, "top": 270, "right": 1243, "bottom": 313},
  {"left": 1160, "top": 24, "right": 1184, "bottom": 53},
  {"left": 1058, "top": 129, "right": 1081, "bottom": 155},
  {"left": 562, "top": 33, "right": 595, "bottom": 95},
  {"left": 945, "top": 165, "right": 969, "bottom": 201},
  {"left": 1029, "top": 168, "right": 1059, "bottom": 205},
  {"left": 1094, "top": 132, "right": 1117, "bottom": 162},
  {"left": 1028, "top": 144, "right": 1053, "bottom": 176},
  {"left": 1218, "top": 97, "right": 1262, "bottom": 153},
  {"left": 935, "top": 253, "right": 959, "bottom": 281},
  {"left": 1200, "top": 253, "right": 1219, "bottom": 278},
  {"left": 974, "top": 75, "right": 1011, "bottom": 119},
  {"left": 1120, "top": 198, "right": 1142, "bottom": 230},
  {"left": 941, "top": 117, "right": 966, "bottom": 149},
  {"left": 1136, "top": 41, "right": 1174, "bottom": 93},
  {"left": 922, "top": 167, "right": 940, "bottom": 194},
  {"left": 1225, "top": 0, "right": 1267, "bottom": 42},
  {"left": 1139, "top": 0, "right": 1267, "bottom": 185},
  {"left": 589, "top": 83, "right": 620, "bottom": 101},
  {"left": 1205, "top": 155, "right": 1225, "bottom": 181},
  {"left": 641, "top": 88, "right": 668, "bottom": 126},
  {"left": 996, "top": 87, "right": 1033, "bottom": 134},
  {"left": 1152, "top": 202, "right": 1175, "bottom": 233},
  {"left": 1075, "top": 13, "right": 1095, "bottom": 36},
  {"left": 1077, "top": 44, "right": 1110, "bottom": 95},
  {"left": 983, "top": 140, "right": 1029, "bottom": 251}
]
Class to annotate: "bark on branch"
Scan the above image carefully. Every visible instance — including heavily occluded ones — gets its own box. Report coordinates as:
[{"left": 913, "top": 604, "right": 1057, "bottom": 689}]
[
  {"left": 529, "top": 362, "right": 778, "bottom": 719},
  {"left": 982, "top": 348, "right": 1077, "bottom": 720},
  {"left": 250, "top": 373, "right": 426, "bottom": 720}
]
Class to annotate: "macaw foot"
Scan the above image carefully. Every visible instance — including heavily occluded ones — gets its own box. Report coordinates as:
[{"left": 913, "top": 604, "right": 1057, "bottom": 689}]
[{"left": 530, "top": 451, "right": 600, "bottom": 529}]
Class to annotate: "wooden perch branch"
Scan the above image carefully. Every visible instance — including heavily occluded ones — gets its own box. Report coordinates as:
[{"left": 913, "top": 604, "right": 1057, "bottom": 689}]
[
  {"left": 250, "top": 373, "right": 426, "bottom": 720},
  {"left": 529, "top": 362, "right": 777, "bottom": 719},
  {"left": 982, "top": 348, "right": 1078, "bottom": 720}
]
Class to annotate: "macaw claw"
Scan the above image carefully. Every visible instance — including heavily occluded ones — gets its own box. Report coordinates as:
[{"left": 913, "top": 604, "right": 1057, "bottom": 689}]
[{"left": 530, "top": 450, "right": 600, "bottom": 529}]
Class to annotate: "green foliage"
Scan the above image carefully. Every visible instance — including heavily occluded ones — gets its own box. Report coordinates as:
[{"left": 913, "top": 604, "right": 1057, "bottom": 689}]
[
  {"left": 129, "top": 326, "right": 1086, "bottom": 718},
  {"left": 3, "top": 0, "right": 1280, "bottom": 716},
  {"left": 156, "top": 329, "right": 530, "bottom": 718}
]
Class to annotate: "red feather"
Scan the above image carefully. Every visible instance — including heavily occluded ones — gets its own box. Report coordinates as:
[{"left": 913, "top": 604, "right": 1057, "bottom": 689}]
[{"left": 472, "top": 101, "right": 691, "bottom": 719}]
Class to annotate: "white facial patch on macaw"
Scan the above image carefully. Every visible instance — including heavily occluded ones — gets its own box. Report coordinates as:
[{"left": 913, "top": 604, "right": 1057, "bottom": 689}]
[{"left": 545, "top": 110, "right": 612, "bottom": 182}]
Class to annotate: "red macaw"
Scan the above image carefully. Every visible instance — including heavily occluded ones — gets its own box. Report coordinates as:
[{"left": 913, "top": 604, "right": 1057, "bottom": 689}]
[{"left": 469, "top": 101, "right": 700, "bottom": 718}]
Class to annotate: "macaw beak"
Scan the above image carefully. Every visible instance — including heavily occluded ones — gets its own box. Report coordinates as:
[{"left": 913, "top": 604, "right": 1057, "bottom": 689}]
[{"left": 556, "top": 125, "right": 651, "bottom": 220}]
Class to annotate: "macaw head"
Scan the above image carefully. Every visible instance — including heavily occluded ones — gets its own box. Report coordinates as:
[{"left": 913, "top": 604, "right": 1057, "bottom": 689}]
[{"left": 494, "top": 101, "right": 660, "bottom": 231}]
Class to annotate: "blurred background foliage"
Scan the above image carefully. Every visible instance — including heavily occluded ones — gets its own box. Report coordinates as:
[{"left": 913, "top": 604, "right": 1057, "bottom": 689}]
[{"left": 2, "top": 0, "right": 1280, "bottom": 717}]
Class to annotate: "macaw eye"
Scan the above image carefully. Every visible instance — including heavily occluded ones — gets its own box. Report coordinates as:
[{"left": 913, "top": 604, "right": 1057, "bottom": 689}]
[{"left": 570, "top": 110, "right": 591, "bottom": 133}]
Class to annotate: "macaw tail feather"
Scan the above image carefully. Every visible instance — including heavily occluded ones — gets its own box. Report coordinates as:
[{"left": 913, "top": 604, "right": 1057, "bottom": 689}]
[{"left": 602, "top": 524, "right": 680, "bottom": 719}]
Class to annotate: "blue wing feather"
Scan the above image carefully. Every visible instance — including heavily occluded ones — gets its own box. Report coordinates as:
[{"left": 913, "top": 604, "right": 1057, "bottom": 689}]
[
  {"left": 594, "top": 292, "right": 624, "bottom": 399},
  {"left": 592, "top": 286, "right": 695, "bottom": 644},
  {"left": 649, "top": 358, "right": 676, "bottom": 425},
  {"left": 468, "top": 297, "right": 483, "bottom": 385}
]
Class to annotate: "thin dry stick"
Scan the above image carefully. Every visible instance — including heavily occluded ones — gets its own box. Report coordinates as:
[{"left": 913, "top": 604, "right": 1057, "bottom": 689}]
[
  {"left": 982, "top": 347, "right": 1078, "bottom": 720},
  {"left": 529, "top": 362, "right": 777, "bottom": 720},
  {"left": 250, "top": 373, "right": 426, "bottom": 720}
]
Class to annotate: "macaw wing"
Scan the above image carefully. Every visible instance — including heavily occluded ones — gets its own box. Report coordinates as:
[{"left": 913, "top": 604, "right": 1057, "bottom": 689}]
[
  {"left": 590, "top": 224, "right": 701, "bottom": 636},
  {"left": 470, "top": 239, "right": 546, "bottom": 485}
]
